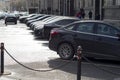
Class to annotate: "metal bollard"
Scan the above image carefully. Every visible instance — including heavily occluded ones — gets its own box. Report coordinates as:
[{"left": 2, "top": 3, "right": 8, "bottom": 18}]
[
  {"left": 77, "top": 46, "right": 82, "bottom": 80},
  {"left": 0, "top": 43, "right": 4, "bottom": 75}
]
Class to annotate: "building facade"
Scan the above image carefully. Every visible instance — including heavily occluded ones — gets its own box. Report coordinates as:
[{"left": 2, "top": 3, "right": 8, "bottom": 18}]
[
  {"left": 78, "top": 0, "right": 120, "bottom": 20},
  {"left": 26, "top": 0, "right": 39, "bottom": 14},
  {"left": 0, "top": 0, "right": 5, "bottom": 11},
  {"left": 103, "top": 0, "right": 120, "bottom": 20},
  {"left": 27, "top": 0, "right": 120, "bottom": 21},
  {"left": 1, "top": 0, "right": 120, "bottom": 21}
]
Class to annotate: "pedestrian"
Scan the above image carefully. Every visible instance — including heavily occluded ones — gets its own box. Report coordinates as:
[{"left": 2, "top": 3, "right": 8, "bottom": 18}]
[
  {"left": 88, "top": 10, "right": 92, "bottom": 19},
  {"left": 81, "top": 11, "right": 85, "bottom": 19},
  {"left": 80, "top": 8, "right": 85, "bottom": 19},
  {"left": 95, "top": 13, "right": 100, "bottom": 20},
  {"left": 75, "top": 11, "right": 81, "bottom": 19}
]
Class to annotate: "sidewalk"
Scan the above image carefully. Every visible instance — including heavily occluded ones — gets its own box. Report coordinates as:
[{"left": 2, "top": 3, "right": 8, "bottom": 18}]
[
  {"left": 1, "top": 59, "right": 78, "bottom": 80},
  {"left": 1, "top": 60, "right": 120, "bottom": 80}
]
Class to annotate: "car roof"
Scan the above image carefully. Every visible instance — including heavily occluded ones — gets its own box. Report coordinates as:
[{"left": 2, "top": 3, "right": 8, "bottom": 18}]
[
  {"left": 75, "top": 20, "right": 104, "bottom": 23},
  {"left": 74, "top": 20, "right": 118, "bottom": 26},
  {"left": 32, "top": 16, "right": 77, "bottom": 26},
  {"left": 44, "top": 16, "right": 79, "bottom": 23}
]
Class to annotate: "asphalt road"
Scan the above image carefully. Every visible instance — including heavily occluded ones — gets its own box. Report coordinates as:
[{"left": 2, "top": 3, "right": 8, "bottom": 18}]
[{"left": 0, "top": 20, "right": 120, "bottom": 80}]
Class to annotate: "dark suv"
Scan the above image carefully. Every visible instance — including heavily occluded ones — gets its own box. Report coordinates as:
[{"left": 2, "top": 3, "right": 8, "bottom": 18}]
[
  {"left": 49, "top": 20, "right": 120, "bottom": 60},
  {"left": 5, "top": 14, "right": 17, "bottom": 25}
]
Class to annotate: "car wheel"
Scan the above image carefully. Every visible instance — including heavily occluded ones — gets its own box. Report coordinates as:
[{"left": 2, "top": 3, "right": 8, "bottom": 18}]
[{"left": 57, "top": 43, "right": 74, "bottom": 60}]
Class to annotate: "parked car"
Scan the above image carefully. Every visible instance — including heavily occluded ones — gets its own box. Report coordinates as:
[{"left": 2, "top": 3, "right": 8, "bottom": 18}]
[
  {"left": 26, "top": 15, "right": 51, "bottom": 27},
  {"left": 31, "top": 16, "right": 63, "bottom": 32},
  {"left": 5, "top": 14, "right": 17, "bottom": 25},
  {"left": 42, "top": 18, "right": 80, "bottom": 39},
  {"left": 33, "top": 16, "right": 77, "bottom": 38},
  {"left": 0, "top": 14, "right": 5, "bottom": 20},
  {"left": 19, "top": 14, "right": 37, "bottom": 23},
  {"left": 29, "top": 15, "right": 59, "bottom": 30},
  {"left": 24, "top": 14, "right": 44, "bottom": 23},
  {"left": 0, "top": 12, "right": 7, "bottom": 20},
  {"left": 49, "top": 20, "right": 120, "bottom": 60}
]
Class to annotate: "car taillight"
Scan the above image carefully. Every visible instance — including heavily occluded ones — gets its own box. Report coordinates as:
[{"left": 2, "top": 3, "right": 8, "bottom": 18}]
[{"left": 50, "top": 29, "right": 59, "bottom": 37}]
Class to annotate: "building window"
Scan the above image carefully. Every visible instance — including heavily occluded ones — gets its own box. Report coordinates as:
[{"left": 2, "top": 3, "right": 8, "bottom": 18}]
[
  {"left": 116, "top": 0, "right": 120, "bottom": 5},
  {"left": 104, "top": 0, "right": 112, "bottom": 6},
  {"left": 113, "top": 0, "right": 116, "bottom": 5},
  {"left": 84, "top": 0, "right": 93, "bottom": 7},
  {"left": 104, "top": 0, "right": 117, "bottom": 6}
]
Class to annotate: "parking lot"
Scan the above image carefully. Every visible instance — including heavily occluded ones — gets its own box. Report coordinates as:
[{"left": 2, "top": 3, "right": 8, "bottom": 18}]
[{"left": 0, "top": 20, "right": 120, "bottom": 80}]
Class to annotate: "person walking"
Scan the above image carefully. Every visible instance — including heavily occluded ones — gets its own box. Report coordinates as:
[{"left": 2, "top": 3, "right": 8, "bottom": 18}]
[
  {"left": 80, "top": 8, "right": 85, "bottom": 19},
  {"left": 88, "top": 10, "right": 92, "bottom": 19},
  {"left": 76, "top": 11, "right": 81, "bottom": 19}
]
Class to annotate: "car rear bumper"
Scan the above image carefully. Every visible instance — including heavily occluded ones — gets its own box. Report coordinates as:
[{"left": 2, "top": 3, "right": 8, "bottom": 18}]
[{"left": 49, "top": 36, "right": 61, "bottom": 52}]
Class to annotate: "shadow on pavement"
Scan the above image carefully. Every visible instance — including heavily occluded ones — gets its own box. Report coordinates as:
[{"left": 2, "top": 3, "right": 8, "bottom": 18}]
[
  {"left": 48, "top": 58, "right": 120, "bottom": 80},
  {"left": 34, "top": 36, "right": 48, "bottom": 41},
  {"left": 42, "top": 43, "right": 49, "bottom": 47},
  {"left": 48, "top": 58, "right": 77, "bottom": 74},
  {"left": 4, "top": 57, "right": 120, "bottom": 80}
]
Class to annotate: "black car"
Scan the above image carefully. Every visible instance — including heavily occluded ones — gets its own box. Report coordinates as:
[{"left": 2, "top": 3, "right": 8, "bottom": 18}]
[
  {"left": 24, "top": 14, "right": 44, "bottom": 23},
  {"left": 30, "top": 16, "right": 62, "bottom": 30},
  {"left": 42, "top": 18, "right": 79, "bottom": 39},
  {"left": 0, "top": 14, "right": 5, "bottom": 20},
  {"left": 49, "top": 20, "right": 120, "bottom": 60},
  {"left": 5, "top": 14, "right": 17, "bottom": 25},
  {"left": 33, "top": 16, "right": 67, "bottom": 36},
  {"left": 19, "top": 14, "right": 37, "bottom": 23},
  {"left": 26, "top": 15, "right": 51, "bottom": 27}
]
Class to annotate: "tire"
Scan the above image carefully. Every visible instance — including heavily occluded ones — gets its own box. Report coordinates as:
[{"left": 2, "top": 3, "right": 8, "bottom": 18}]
[{"left": 57, "top": 43, "right": 74, "bottom": 60}]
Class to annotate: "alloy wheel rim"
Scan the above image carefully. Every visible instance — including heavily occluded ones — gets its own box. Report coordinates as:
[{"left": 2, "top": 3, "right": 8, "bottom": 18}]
[{"left": 59, "top": 44, "right": 72, "bottom": 58}]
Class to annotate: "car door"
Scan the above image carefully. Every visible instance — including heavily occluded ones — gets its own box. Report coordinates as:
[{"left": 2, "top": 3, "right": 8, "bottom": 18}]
[
  {"left": 74, "top": 22, "right": 96, "bottom": 56},
  {"left": 94, "top": 23, "right": 120, "bottom": 59}
]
